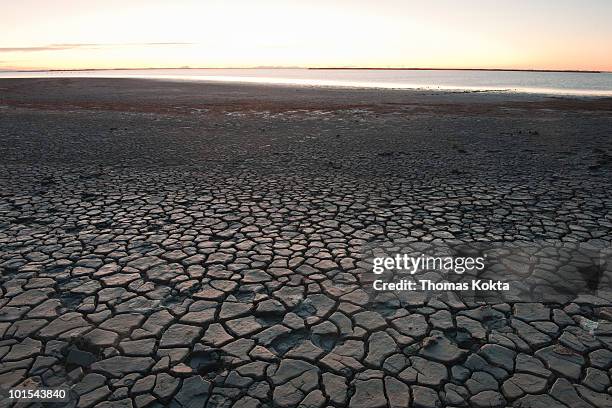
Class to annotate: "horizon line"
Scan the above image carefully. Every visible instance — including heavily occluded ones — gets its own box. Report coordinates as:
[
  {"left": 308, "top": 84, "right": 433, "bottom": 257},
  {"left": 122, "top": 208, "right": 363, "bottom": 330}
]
[{"left": 0, "top": 66, "right": 609, "bottom": 74}]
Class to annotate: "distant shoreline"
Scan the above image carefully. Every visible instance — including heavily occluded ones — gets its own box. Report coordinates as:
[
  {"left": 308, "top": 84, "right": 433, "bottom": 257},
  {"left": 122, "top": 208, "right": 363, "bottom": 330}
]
[
  {"left": 310, "top": 67, "right": 604, "bottom": 74},
  {"left": 0, "top": 67, "right": 607, "bottom": 74}
]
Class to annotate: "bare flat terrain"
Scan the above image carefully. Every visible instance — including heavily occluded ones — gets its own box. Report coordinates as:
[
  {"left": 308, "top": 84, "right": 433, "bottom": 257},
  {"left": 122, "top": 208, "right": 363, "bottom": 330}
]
[{"left": 0, "top": 78, "right": 611, "bottom": 407}]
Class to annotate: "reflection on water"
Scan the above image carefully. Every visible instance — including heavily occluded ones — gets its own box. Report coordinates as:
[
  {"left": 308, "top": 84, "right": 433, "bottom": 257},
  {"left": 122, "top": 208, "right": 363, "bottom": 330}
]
[{"left": 1, "top": 68, "right": 612, "bottom": 96}]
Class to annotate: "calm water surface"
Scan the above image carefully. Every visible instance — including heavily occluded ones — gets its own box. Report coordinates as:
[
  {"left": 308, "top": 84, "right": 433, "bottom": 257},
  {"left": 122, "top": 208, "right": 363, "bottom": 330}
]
[{"left": 1, "top": 68, "right": 612, "bottom": 96}]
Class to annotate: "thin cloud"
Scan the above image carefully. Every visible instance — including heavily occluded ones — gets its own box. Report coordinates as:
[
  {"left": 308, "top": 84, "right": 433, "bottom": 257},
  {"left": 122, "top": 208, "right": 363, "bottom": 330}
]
[
  {"left": 0, "top": 46, "right": 62, "bottom": 52},
  {"left": 0, "top": 43, "right": 195, "bottom": 52}
]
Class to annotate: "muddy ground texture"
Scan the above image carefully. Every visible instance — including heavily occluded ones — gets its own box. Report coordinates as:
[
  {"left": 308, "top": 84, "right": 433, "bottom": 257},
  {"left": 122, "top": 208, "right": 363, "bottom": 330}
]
[{"left": 0, "top": 79, "right": 612, "bottom": 408}]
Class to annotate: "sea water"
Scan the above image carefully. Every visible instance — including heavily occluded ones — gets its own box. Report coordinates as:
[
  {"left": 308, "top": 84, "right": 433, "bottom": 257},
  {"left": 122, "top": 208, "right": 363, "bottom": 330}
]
[{"left": 1, "top": 68, "right": 612, "bottom": 96}]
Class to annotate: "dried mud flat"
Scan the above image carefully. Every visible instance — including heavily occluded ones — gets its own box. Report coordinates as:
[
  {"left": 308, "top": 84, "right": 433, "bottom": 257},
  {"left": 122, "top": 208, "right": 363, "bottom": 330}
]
[{"left": 0, "top": 78, "right": 612, "bottom": 408}]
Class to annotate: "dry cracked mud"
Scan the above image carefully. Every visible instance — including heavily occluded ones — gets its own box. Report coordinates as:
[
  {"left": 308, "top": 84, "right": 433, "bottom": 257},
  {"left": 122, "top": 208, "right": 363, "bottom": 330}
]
[{"left": 0, "top": 79, "right": 611, "bottom": 408}]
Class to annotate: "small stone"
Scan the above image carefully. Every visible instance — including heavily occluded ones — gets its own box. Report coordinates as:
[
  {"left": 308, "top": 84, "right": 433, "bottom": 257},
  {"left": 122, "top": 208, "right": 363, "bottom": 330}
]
[
  {"left": 91, "top": 356, "right": 154, "bottom": 377},
  {"left": 349, "top": 378, "right": 386, "bottom": 408},
  {"left": 411, "top": 385, "right": 441, "bottom": 408},
  {"left": 160, "top": 324, "right": 202, "bottom": 347},
  {"left": 66, "top": 348, "right": 96, "bottom": 368},
  {"left": 479, "top": 344, "right": 515, "bottom": 371},
  {"left": 470, "top": 391, "right": 506, "bottom": 408}
]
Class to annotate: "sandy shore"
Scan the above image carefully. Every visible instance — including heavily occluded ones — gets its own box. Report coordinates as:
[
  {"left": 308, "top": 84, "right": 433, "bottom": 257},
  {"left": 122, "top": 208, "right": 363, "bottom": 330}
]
[{"left": 0, "top": 78, "right": 611, "bottom": 407}]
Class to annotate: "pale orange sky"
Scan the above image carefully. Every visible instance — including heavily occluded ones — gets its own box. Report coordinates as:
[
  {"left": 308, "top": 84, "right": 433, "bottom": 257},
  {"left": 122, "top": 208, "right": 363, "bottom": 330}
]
[{"left": 1, "top": 0, "right": 611, "bottom": 71}]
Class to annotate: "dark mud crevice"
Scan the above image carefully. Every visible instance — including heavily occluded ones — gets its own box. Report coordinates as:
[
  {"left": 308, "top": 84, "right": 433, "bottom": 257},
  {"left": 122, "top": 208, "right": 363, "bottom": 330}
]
[
  {"left": 58, "top": 292, "right": 87, "bottom": 310},
  {"left": 270, "top": 329, "right": 309, "bottom": 356},
  {"left": 444, "top": 328, "right": 483, "bottom": 352},
  {"left": 188, "top": 348, "right": 230, "bottom": 379},
  {"left": 310, "top": 332, "right": 338, "bottom": 352}
]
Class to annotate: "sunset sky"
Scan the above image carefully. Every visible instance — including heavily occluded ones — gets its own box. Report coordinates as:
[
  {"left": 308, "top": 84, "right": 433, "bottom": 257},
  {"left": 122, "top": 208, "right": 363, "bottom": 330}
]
[{"left": 2, "top": 0, "right": 611, "bottom": 71}]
